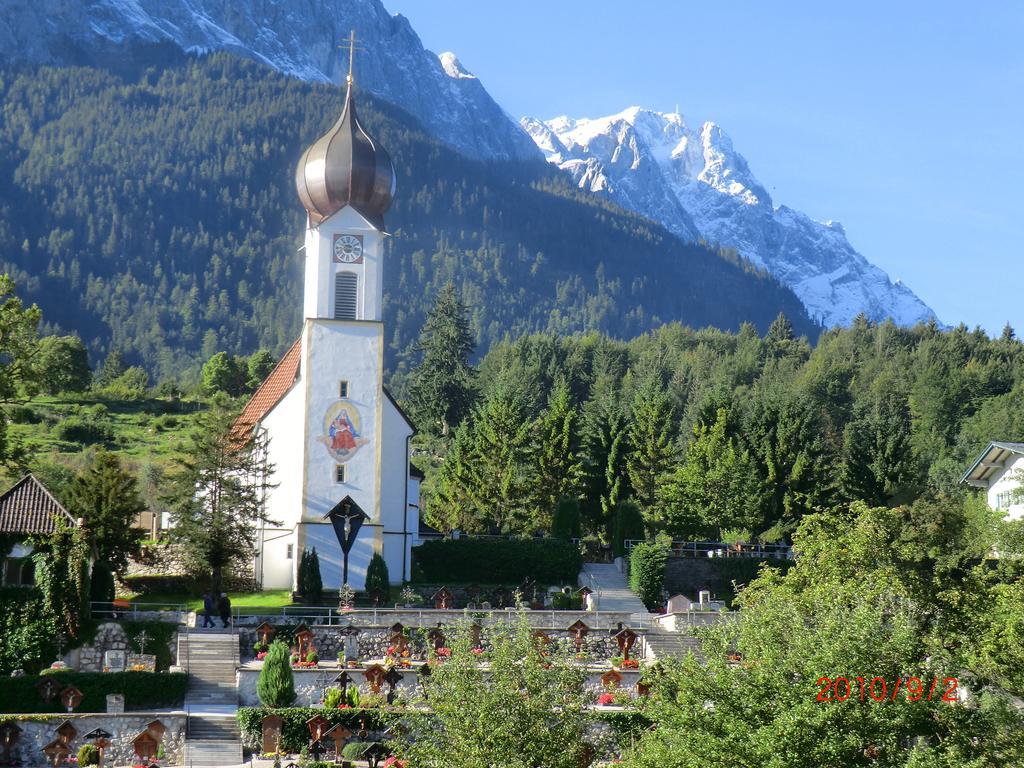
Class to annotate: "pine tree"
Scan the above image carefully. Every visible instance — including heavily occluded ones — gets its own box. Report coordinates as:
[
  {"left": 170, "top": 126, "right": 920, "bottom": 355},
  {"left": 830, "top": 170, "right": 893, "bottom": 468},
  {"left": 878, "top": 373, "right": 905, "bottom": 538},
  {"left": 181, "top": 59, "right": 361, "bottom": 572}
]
[
  {"left": 581, "top": 373, "right": 629, "bottom": 541},
  {"left": 163, "top": 395, "right": 277, "bottom": 593},
  {"left": 428, "top": 421, "right": 477, "bottom": 532},
  {"left": 551, "top": 498, "right": 582, "bottom": 541},
  {"left": 246, "top": 350, "right": 276, "bottom": 391},
  {"left": 626, "top": 374, "right": 677, "bottom": 524},
  {"left": 256, "top": 640, "right": 295, "bottom": 706},
  {"left": 612, "top": 500, "right": 646, "bottom": 558},
  {"left": 407, "top": 283, "right": 477, "bottom": 436},
  {"left": 463, "top": 384, "right": 537, "bottom": 534},
  {"left": 365, "top": 552, "right": 390, "bottom": 600},
  {"left": 532, "top": 378, "right": 584, "bottom": 528},
  {"left": 68, "top": 450, "right": 146, "bottom": 575},
  {"left": 95, "top": 348, "right": 126, "bottom": 388},
  {"left": 658, "top": 408, "right": 762, "bottom": 538},
  {"left": 306, "top": 548, "right": 323, "bottom": 604}
]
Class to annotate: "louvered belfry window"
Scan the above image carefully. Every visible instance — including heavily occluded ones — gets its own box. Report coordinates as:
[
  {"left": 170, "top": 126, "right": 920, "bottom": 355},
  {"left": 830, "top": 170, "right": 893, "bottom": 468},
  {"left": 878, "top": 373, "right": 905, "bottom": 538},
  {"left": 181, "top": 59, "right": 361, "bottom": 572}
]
[{"left": 334, "top": 272, "right": 358, "bottom": 320}]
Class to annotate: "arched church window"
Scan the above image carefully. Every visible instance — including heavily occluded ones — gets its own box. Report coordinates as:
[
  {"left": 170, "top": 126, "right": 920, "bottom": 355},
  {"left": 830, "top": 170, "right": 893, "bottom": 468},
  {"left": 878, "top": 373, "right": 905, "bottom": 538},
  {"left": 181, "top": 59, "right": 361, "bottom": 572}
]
[{"left": 334, "top": 272, "right": 358, "bottom": 320}]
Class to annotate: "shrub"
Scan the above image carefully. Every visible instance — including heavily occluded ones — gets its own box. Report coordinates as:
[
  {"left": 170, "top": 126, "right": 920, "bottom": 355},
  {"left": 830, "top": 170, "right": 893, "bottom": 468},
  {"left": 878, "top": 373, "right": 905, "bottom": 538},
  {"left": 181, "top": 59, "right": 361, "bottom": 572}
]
[
  {"left": 237, "top": 708, "right": 386, "bottom": 752},
  {"left": 365, "top": 553, "right": 390, "bottom": 597},
  {"left": 628, "top": 538, "right": 669, "bottom": 611},
  {"left": 551, "top": 498, "right": 581, "bottom": 540},
  {"left": 77, "top": 744, "right": 99, "bottom": 766},
  {"left": 322, "top": 688, "right": 344, "bottom": 708},
  {"left": 0, "top": 672, "right": 187, "bottom": 713},
  {"left": 612, "top": 501, "right": 645, "bottom": 558},
  {"left": 298, "top": 548, "right": 323, "bottom": 604},
  {"left": 412, "top": 539, "right": 582, "bottom": 584},
  {"left": 257, "top": 641, "right": 295, "bottom": 707},
  {"left": 551, "top": 591, "right": 582, "bottom": 610},
  {"left": 55, "top": 415, "right": 113, "bottom": 444},
  {"left": 7, "top": 405, "right": 40, "bottom": 424},
  {"left": 89, "top": 562, "right": 115, "bottom": 604}
]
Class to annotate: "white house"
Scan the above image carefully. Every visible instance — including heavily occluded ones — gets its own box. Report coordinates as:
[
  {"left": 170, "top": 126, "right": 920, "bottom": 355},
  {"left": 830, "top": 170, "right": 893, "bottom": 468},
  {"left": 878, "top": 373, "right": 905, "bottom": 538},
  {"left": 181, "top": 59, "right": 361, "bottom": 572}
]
[
  {"left": 962, "top": 441, "right": 1024, "bottom": 519},
  {"left": 233, "top": 66, "right": 418, "bottom": 593}
]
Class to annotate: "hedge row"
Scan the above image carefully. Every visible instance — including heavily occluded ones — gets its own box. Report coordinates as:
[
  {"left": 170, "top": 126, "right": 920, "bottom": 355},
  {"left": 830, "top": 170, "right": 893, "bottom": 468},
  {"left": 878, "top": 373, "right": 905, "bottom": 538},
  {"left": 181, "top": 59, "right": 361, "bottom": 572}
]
[
  {"left": 0, "top": 672, "right": 187, "bottom": 713},
  {"left": 237, "top": 708, "right": 387, "bottom": 752},
  {"left": 411, "top": 538, "right": 582, "bottom": 584}
]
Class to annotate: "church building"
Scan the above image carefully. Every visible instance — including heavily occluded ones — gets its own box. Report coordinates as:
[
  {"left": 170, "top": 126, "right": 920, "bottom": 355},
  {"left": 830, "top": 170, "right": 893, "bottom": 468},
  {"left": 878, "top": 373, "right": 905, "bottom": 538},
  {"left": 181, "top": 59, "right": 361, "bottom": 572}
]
[{"left": 236, "top": 60, "right": 419, "bottom": 593}]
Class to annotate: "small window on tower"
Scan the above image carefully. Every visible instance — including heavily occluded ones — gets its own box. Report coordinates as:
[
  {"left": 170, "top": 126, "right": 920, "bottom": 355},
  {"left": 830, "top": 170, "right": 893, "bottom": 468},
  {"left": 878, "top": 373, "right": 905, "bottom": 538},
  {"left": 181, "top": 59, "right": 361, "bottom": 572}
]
[
  {"left": 339, "top": 381, "right": 349, "bottom": 398},
  {"left": 335, "top": 465, "right": 346, "bottom": 484},
  {"left": 286, "top": 544, "right": 294, "bottom": 560}
]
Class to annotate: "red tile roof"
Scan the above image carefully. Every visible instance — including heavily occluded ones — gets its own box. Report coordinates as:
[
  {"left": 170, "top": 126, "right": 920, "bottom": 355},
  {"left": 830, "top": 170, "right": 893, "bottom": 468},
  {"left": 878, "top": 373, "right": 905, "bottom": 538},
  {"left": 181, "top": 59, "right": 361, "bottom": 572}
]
[
  {"left": 0, "top": 474, "right": 76, "bottom": 534},
  {"left": 234, "top": 337, "right": 302, "bottom": 438}
]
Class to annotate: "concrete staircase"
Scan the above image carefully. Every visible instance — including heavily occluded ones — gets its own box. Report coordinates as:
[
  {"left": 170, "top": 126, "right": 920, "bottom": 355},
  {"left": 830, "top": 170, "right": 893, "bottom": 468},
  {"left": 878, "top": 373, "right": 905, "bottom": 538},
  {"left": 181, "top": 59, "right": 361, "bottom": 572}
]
[
  {"left": 579, "top": 562, "right": 649, "bottom": 624},
  {"left": 643, "top": 631, "right": 703, "bottom": 661},
  {"left": 179, "top": 630, "right": 243, "bottom": 766}
]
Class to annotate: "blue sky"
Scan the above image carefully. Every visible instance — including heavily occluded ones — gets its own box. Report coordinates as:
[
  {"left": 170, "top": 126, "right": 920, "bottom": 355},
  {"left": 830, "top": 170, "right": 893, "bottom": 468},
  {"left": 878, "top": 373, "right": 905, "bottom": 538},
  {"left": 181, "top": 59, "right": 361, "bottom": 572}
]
[{"left": 383, "top": 0, "right": 1024, "bottom": 335}]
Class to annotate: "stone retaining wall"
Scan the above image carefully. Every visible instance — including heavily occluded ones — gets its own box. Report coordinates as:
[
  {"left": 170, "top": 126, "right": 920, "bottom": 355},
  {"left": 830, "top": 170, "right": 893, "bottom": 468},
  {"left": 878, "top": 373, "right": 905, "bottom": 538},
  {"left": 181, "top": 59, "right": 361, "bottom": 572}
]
[
  {"left": 70, "top": 622, "right": 178, "bottom": 672},
  {"left": 3, "top": 713, "right": 186, "bottom": 766},
  {"left": 237, "top": 665, "right": 642, "bottom": 706},
  {"left": 239, "top": 625, "right": 625, "bottom": 662}
]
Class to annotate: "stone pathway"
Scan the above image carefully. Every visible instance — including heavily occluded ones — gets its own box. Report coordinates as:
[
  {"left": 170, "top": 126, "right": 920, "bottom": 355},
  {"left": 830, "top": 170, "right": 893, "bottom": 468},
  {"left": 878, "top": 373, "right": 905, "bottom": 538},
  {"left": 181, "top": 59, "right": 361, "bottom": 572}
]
[
  {"left": 179, "top": 630, "right": 243, "bottom": 766},
  {"left": 579, "top": 562, "right": 649, "bottom": 622}
]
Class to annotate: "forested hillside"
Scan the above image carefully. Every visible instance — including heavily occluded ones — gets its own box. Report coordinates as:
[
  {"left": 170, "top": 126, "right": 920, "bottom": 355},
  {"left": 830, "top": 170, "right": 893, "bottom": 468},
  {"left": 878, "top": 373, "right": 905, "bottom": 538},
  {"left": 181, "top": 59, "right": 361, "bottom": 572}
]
[
  {"left": 417, "top": 310, "right": 1024, "bottom": 542},
  {"left": 0, "top": 54, "right": 814, "bottom": 383}
]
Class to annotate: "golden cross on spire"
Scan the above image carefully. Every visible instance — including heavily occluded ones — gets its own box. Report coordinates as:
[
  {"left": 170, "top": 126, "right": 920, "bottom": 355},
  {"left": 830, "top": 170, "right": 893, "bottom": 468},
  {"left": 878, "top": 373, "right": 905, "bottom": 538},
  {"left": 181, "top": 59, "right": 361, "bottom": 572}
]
[{"left": 338, "top": 29, "right": 364, "bottom": 86}]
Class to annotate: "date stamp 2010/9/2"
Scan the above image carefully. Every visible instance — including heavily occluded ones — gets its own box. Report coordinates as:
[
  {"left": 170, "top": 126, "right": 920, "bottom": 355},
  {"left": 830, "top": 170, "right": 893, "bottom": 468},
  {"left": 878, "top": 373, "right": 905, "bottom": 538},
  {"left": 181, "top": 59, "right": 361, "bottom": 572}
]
[{"left": 816, "top": 676, "right": 958, "bottom": 703}]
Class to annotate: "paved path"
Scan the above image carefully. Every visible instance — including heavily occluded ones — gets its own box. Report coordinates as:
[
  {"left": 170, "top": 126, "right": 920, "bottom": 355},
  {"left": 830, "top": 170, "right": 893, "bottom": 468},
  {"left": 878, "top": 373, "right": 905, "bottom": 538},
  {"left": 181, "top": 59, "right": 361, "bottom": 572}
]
[{"left": 579, "top": 562, "right": 649, "bottom": 621}]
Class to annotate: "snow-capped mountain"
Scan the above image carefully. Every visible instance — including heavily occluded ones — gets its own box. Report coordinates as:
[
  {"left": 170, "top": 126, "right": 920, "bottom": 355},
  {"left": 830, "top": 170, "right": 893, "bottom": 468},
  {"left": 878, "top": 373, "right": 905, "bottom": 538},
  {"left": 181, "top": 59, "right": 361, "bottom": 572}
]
[
  {"left": 522, "top": 108, "right": 936, "bottom": 327},
  {"left": 0, "top": 0, "right": 539, "bottom": 162}
]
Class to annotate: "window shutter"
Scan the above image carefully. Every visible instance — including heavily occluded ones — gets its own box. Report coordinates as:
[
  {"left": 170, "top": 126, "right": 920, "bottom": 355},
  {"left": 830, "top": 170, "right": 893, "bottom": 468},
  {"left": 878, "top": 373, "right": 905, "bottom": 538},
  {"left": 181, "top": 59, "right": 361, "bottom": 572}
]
[{"left": 334, "top": 272, "right": 358, "bottom": 319}]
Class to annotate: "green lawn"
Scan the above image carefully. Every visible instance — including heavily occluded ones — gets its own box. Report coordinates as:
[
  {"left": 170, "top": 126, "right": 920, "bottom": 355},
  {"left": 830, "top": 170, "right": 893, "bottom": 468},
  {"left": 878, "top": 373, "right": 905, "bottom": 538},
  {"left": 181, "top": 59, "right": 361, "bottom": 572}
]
[{"left": 126, "top": 590, "right": 296, "bottom": 611}]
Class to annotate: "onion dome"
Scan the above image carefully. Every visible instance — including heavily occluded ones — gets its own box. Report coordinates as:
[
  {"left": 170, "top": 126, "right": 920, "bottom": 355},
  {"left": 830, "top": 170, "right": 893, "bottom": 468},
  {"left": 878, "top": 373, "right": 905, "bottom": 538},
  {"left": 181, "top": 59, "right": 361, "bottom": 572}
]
[{"left": 295, "top": 82, "right": 396, "bottom": 227}]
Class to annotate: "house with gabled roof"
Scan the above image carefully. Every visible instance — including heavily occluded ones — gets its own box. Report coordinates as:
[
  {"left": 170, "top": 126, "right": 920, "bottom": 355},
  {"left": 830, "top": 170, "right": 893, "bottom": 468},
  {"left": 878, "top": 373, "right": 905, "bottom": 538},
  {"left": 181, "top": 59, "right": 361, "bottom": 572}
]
[
  {"left": 962, "top": 441, "right": 1024, "bottom": 520},
  {"left": 0, "top": 474, "right": 78, "bottom": 586}
]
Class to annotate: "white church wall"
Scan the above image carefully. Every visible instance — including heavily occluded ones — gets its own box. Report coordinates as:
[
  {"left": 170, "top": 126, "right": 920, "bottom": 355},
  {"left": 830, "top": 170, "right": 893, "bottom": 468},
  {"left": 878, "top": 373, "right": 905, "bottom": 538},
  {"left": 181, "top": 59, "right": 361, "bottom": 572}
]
[
  {"left": 302, "top": 320, "right": 383, "bottom": 525},
  {"left": 989, "top": 454, "right": 1024, "bottom": 520},
  {"left": 254, "top": 382, "right": 305, "bottom": 590},
  {"left": 407, "top": 477, "right": 421, "bottom": 545},
  {"left": 302, "top": 522, "right": 379, "bottom": 592},
  {"left": 381, "top": 396, "right": 414, "bottom": 582}
]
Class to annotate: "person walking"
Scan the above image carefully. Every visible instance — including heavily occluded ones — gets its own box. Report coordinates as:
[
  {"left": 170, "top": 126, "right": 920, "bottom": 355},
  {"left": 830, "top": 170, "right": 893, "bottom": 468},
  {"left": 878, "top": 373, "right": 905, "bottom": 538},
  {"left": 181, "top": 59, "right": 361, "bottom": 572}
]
[
  {"left": 201, "top": 591, "right": 216, "bottom": 629},
  {"left": 217, "top": 592, "right": 232, "bottom": 629}
]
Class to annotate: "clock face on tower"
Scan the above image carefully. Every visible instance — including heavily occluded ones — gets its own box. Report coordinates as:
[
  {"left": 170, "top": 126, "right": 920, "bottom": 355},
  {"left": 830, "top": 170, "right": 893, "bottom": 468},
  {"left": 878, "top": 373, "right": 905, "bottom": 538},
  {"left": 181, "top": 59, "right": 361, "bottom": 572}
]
[{"left": 332, "top": 234, "right": 364, "bottom": 264}]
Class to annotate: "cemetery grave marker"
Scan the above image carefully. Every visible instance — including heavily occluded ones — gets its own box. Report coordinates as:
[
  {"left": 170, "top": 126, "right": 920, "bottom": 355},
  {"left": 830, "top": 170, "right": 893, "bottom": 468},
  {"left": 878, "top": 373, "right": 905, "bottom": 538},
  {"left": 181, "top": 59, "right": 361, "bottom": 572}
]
[
  {"left": 431, "top": 587, "right": 454, "bottom": 609},
  {"left": 614, "top": 627, "right": 639, "bottom": 660},
  {"left": 84, "top": 728, "right": 113, "bottom": 768},
  {"left": 601, "top": 669, "right": 623, "bottom": 689},
  {"left": 567, "top": 620, "right": 590, "bottom": 651},
  {"left": 305, "top": 714, "right": 331, "bottom": 742},
  {"left": 103, "top": 649, "right": 126, "bottom": 672},
  {"left": 261, "top": 715, "right": 284, "bottom": 754},
  {"left": 0, "top": 722, "right": 21, "bottom": 764},
  {"left": 384, "top": 667, "right": 403, "bottom": 704},
  {"left": 36, "top": 677, "right": 62, "bottom": 702},
  {"left": 322, "top": 723, "right": 352, "bottom": 756},
  {"left": 363, "top": 664, "right": 386, "bottom": 693},
  {"left": 256, "top": 621, "right": 276, "bottom": 646},
  {"left": 59, "top": 687, "right": 84, "bottom": 712},
  {"left": 41, "top": 738, "right": 70, "bottom": 767}
]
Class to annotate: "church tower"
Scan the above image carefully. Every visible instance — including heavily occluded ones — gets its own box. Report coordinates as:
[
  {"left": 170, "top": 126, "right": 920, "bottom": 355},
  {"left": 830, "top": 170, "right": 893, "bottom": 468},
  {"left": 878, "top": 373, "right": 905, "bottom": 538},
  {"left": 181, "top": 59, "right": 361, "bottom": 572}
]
[{"left": 241, "top": 38, "right": 418, "bottom": 594}]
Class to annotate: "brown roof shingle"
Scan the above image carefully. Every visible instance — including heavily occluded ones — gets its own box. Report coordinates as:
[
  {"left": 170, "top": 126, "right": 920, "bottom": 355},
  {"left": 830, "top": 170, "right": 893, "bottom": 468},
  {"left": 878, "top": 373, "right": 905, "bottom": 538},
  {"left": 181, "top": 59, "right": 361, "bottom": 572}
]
[
  {"left": 233, "top": 337, "right": 302, "bottom": 438},
  {"left": 0, "top": 474, "right": 75, "bottom": 534}
]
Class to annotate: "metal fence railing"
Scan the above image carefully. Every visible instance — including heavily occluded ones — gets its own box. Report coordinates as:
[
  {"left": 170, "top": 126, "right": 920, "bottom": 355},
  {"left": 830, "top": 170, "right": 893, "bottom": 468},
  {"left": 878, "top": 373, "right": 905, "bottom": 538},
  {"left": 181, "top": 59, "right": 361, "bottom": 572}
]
[
  {"left": 228, "top": 606, "right": 650, "bottom": 630},
  {"left": 89, "top": 601, "right": 189, "bottom": 623},
  {"left": 624, "top": 540, "right": 794, "bottom": 560}
]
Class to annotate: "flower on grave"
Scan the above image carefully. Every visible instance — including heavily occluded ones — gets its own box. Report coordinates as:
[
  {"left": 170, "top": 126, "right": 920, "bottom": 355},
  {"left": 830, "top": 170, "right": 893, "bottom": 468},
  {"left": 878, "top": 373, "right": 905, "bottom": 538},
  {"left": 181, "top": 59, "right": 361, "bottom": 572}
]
[
  {"left": 382, "top": 758, "right": 407, "bottom": 768},
  {"left": 435, "top": 647, "right": 451, "bottom": 658},
  {"left": 256, "top": 651, "right": 268, "bottom": 661},
  {"left": 620, "top": 659, "right": 640, "bottom": 669},
  {"left": 386, "top": 646, "right": 396, "bottom": 656},
  {"left": 597, "top": 693, "right": 615, "bottom": 706},
  {"left": 471, "top": 648, "right": 484, "bottom": 655},
  {"left": 337, "top": 704, "right": 351, "bottom": 710}
]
